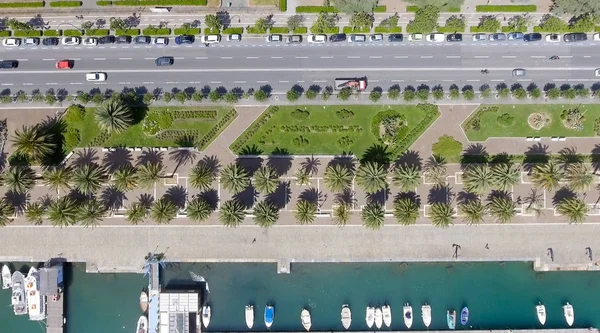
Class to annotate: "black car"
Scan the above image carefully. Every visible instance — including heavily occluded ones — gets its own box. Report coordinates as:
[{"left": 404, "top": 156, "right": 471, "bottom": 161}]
[
  {"left": 175, "top": 35, "right": 194, "bottom": 44},
  {"left": 0, "top": 60, "right": 18, "bottom": 69},
  {"left": 388, "top": 34, "right": 403, "bottom": 42},
  {"left": 115, "top": 36, "right": 132, "bottom": 44},
  {"left": 523, "top": 33, "right": 542, "bottom": 42},
  {"left": 447, "top": 33, "right": 462, "bottom": 42},
  {"left": 564, "top": 33, "right": 587, "bottom": 42},
  {"left": 98, "top": 35, "right": 115, "bottom": 44},
  {"left": 135, "top": 36, "right": 151, "bottom": 44},
  {"left": 42, "top": 37, "right": 59, "bottom": 46},
  {"left": 329, "top": 33, "right": 347, "bottom": 42},
  {"left": 155, "top": 56, "right": 174, "bottom": 66}
]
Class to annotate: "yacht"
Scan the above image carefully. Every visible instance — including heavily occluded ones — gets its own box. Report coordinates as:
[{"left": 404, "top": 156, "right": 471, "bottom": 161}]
[
  {"left": 25, "top": 267, "right": 45, "bottom": 321},
  {"left": 374, "top": 307, "right": 383, "bottom": 329},
  {"left": 245, "top": 305, "right": 254, "bottom": 329},
  {"left": 421, "top": 304, "right": 432, "bottom": 328},
  {"left": 202, "top": 305, "right": 211, "bottom": 328},
  {"left": 447, "top": 310, "right": 456, "bottom": 330},
  {"left": 460, "top": 307, "right": 469, "bottom": 325},
  {"left": 382, "top": 304, "right": 391, "bottom": 327},
  {"left": 536, "top": 303, "right": 547, "bottom": 325},
  {"left": 341, "top": 304, "right": 352, "bottom": 330},
  {"left": 366, "top": 306, "right": 375, "bottom": 328},
  {"left": 136, "top": 315, "right": 148, "bottom": 333},
  {"left": 2, "top": 264, "right": 11, "bottom": 289},
  {"left": 264, "top": 304, "right": 274, "bottom": 328},
  {"left": 11, "top": 271, "right": 27, "bottom": 316},
  {"left": 403, "top": 303, "right": 413, "bottom": 329},
  {"left": 139, "top": 290, "right": 148, "bottom": 313},
  {"left": 563, "top": 302, "right": 574, "bottom": 327},
  {"left": 301, "top": 309, "right": 311, "bottom": 331}
]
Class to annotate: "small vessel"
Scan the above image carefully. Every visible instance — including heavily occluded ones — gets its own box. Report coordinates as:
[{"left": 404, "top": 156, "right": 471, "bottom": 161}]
[
  {"left": 460, "top": 307, "right": 469, "bottom": 325},
  {"left": 447, "top": 310, "right": 456, "bottom": 330},
  {"left": 301, "top": 308, "right": 311, "bottom": 331},
  {"left": 136, "top": 315, "right": 148, "bottom": 333},
  {"left": 139, "top": 290, "right": 148, "bottom": 313},
  {"left": 245, "top": 305, "right": 254, "bottom": 329},
  {"left": 2, "top": 264, "right": 11, "bottom": 289},
  {"left": 366, "top": 306, "right": 375, "bottom": 328},
  {"left": 403, "top": 303, "right": 413, "bottom": 329},
  {"left": 536, "top": 303, "right": 547, "bottom": 325},
  {"left": 202, "top": 305, "right": 211, "bottom": 328},
  {"left": 563, "top": 302, "right": 574, "bottom": 327},
  {"left": 25, "top": 267, "right": 45, "bottom": 321},
  {"left": 11, "top": 271, "right": 27, "bottom": 316},
  {"left": 382, "top": 304, "right": 392, "bottom": 328},
  {"left": 374, "top": 307, "right": 383, "bottom": 329},
  {"left": 341, "top": 304, "right": 352, "bottom": 330},
  {"left": 422, "top": 304, "right": 432, "bottom": 328},
  {"left": 264, "top": 304, "right": 274, "bottom": 328}
]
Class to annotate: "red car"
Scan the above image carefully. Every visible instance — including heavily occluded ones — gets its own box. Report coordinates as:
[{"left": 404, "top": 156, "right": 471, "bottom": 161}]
[{"left": 55, "top": 60, "right": 73, "bottom": 69}]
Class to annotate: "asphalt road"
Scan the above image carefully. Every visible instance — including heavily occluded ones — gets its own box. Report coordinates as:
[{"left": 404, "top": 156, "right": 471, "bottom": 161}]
[{"left": 0, "top": 36, "right": 599, "bottom": 93}]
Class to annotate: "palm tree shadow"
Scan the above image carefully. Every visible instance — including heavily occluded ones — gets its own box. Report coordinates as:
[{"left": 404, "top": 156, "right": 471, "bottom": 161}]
[
  {"left": 235, "top": 156, "right": 263, "bottom": 176},
  {"left": 102, "top": 147, "right": 133, "bottom": 173},
  {"left": 327, "top": 156, "right": 357, "bottom": 173},
  {"left": 267, "top": 148, "right": 292, "bottom": 177},
  {"left": 300, "top": 156, "right": 320, "bottom": 175},
  {"left": 239, "top": 144, "right": 263, "bottom": 156},
  {"left": 427, "top": 184, "right": 453, "bottom": 205},
  {"left": 164, "top": 185, "right": 188, "bottom": 209},
  {"left": 199, "top": 155, "right": 221, "bottom": 176},
  {"left": 71, "top": 148, "right": 99, "bottom": 167},
  {"left": 169, "top": 147, "right": 198, "bottom": 176},
  {"left": 395, "top": 150, "right": 422, "bottom": 169},
  {"left": 557, "top": 146, "right": 583, "bottom": 168},
  {"left": 591, "top": 144, "right": 600, "bottom": 173},
  {"left": 101, "top": 185, "right": 126, "bottom": 211},
  {"left": 523, "top": 143, "right": 550, "bottom": 173},
  {"left": 487, "top": 190, "right": 511, "bottom": 201},
  {"left": 137, "top": 149, "right": 164, "bottom": 166},
  {"left": 361, "top": 143, "right": 393, "bottom": 166},
  {"left": 66, "top": 189, "right": 88, "bottom": 205},
  {"left": 394, "top": 191, "right": 421, "bottom": 207},
  {"left": 233, "top": 186, "right": 258, "bottom": 209},
  {"left": 4, "top": 190, "right": 28, "bottom": 214},
  {"left": 366, "top": 186, "right": 391, "bottom": 206},
  {"left": 195, "top": 188, "right": 219, "bottom": 211},
  {"left": 266, "top": 181, "right": 290, "bottom": 209},
  {"left": 38, "top": 115, "right": 67, "bottom": 166},
  {"left": 298, "top": 187, "right": 323, "bottom": 205},
  {"left": 137, "top": 193, "right": 155, "bottom": 208},
  {"left": 334, "top": 189, "right": 356, "bottom": 209},
  {"left": 552, "top": 187, "right": 576, "bottom": 207},
  {"left": 456, "top": 191, "right": 479, "bottom": 206},
  {"left": 460, "top": 143, "right": 488, "bottom": 169},
  {"left": 489, "top": 152, "right": 513, "bottom": 164}
]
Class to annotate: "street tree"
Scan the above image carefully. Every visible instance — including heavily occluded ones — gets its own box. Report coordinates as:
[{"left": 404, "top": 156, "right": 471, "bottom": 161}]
[
  {"left": 253, "top": 200, "right": 279, "bottom": 228},
  {"left": 355, "top": 161, "right": 387, "bottom": 194},
  {"left": 552, "top": 0, "right": 600, "bottom": 17},
  {"left": 392, "top": 164, "right": 421, "bottom": 192},
  {"left": 125, "top": 202, "right": 147, "bottom": 225},
  {"left": 463, "top": 164, "right": 492, "bottom": 195},
  {"left": 508, "top": 15, "right": 530, "bottom": 32},
  {"left": 531, "top": 163, "right": 562, "bottom": 191},
  {"left": 477, "top": 16, "right": 501, "bottom": 32},
  {"left": 331, "top": 0, "right": 379, "bottom": 14},
  {"left": 112, "top": 165, "right": 139, "bottom": 192},
  {"left": 379, "top": 13, "right": 399, "bottom": 30},
  {"left": 252, "top": 16, "right": 273, "bottom": 33},
  {"left": 564, "top": 163, "right": 594, "bottom": 192},
  {"left": 444, "top": 15, "right": 465, "bottom": 32},
  {"left": 150, "top": 198, "right": 177, "bottom": 224},
  {"left": 490, "top": 163, "right": 520, "bottom": 192},
  {"left": 109, "top": 17, "right": 128, "bottom": 31},
  {"left": 25, "top": 202, "right": 44, "bottom": 225},
  {"left": 73, "top": 163, "right": 106, "bottom": 196},
  {"left": 487, "top": 196, "right": 516, "bottom": 224},
  {"left": 7, "top": 19, "right": 32, "bottom": 31},
  {"left": 219, "top": 199, "right": 245, "bottom": 227},
  {"left": 186, "top": 197, "right": 212, "bottom": 223},
  {"left": 294, "top": 200, "right": 317, "bottom": 225},
  {"left": 332, "top": 203, "right": 351, "bottom": 226},
  {"left": 78, "top": 199, "right": 107, "bottom": 228},
  {"left": 43, "top": 166, "right": 72, "bottom": 193},
  {"left": 361, "top": 202, "right": 385, "bottom": 230},
  {"left": 204, "top": 14, "right": 223, "bottom": 32},
  {"left": 252, "top": 166, "right": 279, "bottom": 195},
  {"left": 406, "top": 6, "right": 440, "bottom": 33},
  {"left": 0, "top": 199, "right": 12, "bottom": 227},
  {"left": 3, "top": 166, "right": 36, "bottom": 194},
  {"left": 539, "top": 15, "right": 567, "bottom": 32},
  {"left": 569, "top": 14, "right": 596, "bottom": 32},
  {"left": 556, "top": 197, "right": 588, "bottom": 224},
  {"left": 429, "top": 202, "right": 454, "bottom": 228},
  {"left": 459, "top": 199, "right": 486, "bottom": 225},
  {"left": 324, "top": 164, "right": 353, "bottom": 193},
  {"left": 138, "top": 162, "right": 164, "bottom": 189},
  {"left": 423, "top": 155, "right": 447, "bottom": 185},
  {"left": 310, "top": 12, "right": 339, "bottom": 34},
  {"left": 95, "top": 97, "right": 133, "bottom": 133},
  {"left": 11, "top": 124, "right": 55, "bottom": 162},
  {"left": 220, "top": 163, "right": 250, "bottom": 195},
  {"left": 189, "top": 163, "right": 216, "bottom": 191},
  {"left": 287, "top": 15, "right": 305, "bottom": 31},
  {"left": 393, "top": 197, "right": 419, "bottom": 225},
  {"left": 349, "top": 12, "right": 374, "bottom": 31},
  {"left": 47, "top": 197, "right": 78, "bottom": 227}
]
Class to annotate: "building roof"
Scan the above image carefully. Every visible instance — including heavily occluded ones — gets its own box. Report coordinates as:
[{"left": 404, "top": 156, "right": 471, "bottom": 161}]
[
  {"left": 39, "top": 267, "right": 59, "bottom": 296},
  {"left": 159, "top": 292, "right": 199, "bottom": 333}
]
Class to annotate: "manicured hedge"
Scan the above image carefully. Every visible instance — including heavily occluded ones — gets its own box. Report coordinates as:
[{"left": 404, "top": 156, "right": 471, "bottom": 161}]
[
  {"left": 296, "top": 5, "right": 338, "bottom": 13},
  {"left": 374, "top": 26, "right": 401, "bottom": 33},
  {"left": 49, "top": 1, "right": 81, "bottom": 6},
  {"left": 373, "top": 5, "right": 386, "bottom": 12},
  {"left": 222, "top": 27, "right": 243, "bottom": 34},
  {"left": 476, "top": 5, "right": 536, "bottom": 12},
  {"left": 343, "top": 26, "right": 370, "bottom": 34},
  {"left": 142, "top": 27, "right": 171, "bottom": 35},
  {"left": 596, "top": 26, "right": 600, "bottom": 32},
  {"left": 174, "top": 27, "right": 200, "bottom": 35},
  {"left": 63, "top": 29, "right": 83, "bottom": 36},
  {"left": 116, "top": 29, "right": 140, "bottom": 36},
  {"left": 85, "top": 29, "right": 109, "bottom": 36},
  {"left": 0, "top": 31, "right": 11, "bottom": 37},
  {"left": 270, "top": 27, "right": 289, "bottom": 33},
  {"left": 246, "top": 27, "right": 267, "bottom": 34},
  {"left": 406, "top": 5, "right": 418, "bottom": 12},
  {"left": 436, "top": 26, "right": 463, "bottom": 33},
  {"left": 43, "top": 29, "right": 62, "bottom": 36},
  {"left": 470, "top": 26, "right": 499, "bottom": 33},
  {"left": 14, "top": 30, "right": 42, "bottom": 37},
  {"left": 501, "top": 26, "right": 517, "bottom": 32},
  {"left": 96, "top": 0, "right": 111, "bottom": 4},
  {"left": 407, "top": 5, "right": 459, "bottom": 12},
  {"left": 203, "top": 28, "right": 219, "bottom": 34},
  {"left": 293, "top": 27, "right": 307, "bottom": 34},
  {"left": 0, "top": 1, "right": 44, "bottom": 7},
  {"left": 310, "top": 26, "right": 339, "bottom": 34},
  {"left": 111, "top": 0, "right": 206, "bottom": 5},
  {"left": 279, "top": 0, "right": 286, "bottom": 11}
]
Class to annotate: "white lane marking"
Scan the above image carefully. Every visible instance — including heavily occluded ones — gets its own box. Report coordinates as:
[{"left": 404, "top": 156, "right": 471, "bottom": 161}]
[
  {"left": 568, "top": 79, "right": 589, "bottom": 82},
  {"left": 72, "top": 58, "right": 81, "bottom": 60},
  {"left": 210, "top": 81, "right": 221, "bottom": 84},
  {"left": 1, "top": 83, "right": 13, "bottom": 86},
  {"left": 46, "top": 83, "right": 57, "bottom": 85},
  {"left": 23, "top": 83, "right": 33, "bottom": 85},
  {"left": 246, "top": 56, "right": 259, "bottom": 59},
  {"left": 220, "top": 56, "right": 233, "bottom": 59},
  {"left": 466, "top": 79, "right": 480, "bottom": 82},
  {"left": 256, "top": 80, "right": 268, "bottom": 83},
  {"left": 144, "top": 57, "right": 155, "bottom": 60},
  {"left": 369, "top": 56, "right": 382, "bottom": 59},
  {"left": 271, "top": 56, "right": 282, "bottom": 59},
  {"left": 552, "top": 79, "right": 567, "bottom": 81},
  {"left": 491, "top": 79, "right": 505, "bottom": 82},
  {"left": 562, "top": 56, "right": 573, "bottom": 59},
  {"left": 174, "top": 57, "right": 184, "bottom": 60},
  {"left": 420, "top": 56, "right": 433, "bottom": 59},
  {"left": 517, "top": 79, "right": 532, "bottom": 82},
  {"left": 446, "top": 56, "right": 460, "bottom": 58},
  {"left": 70, "top": 82, "right": 82, "bottom": 85},
  {"left": 166, "top": 81, "right": 175, "bottom": 84},
  {"left": 16, "top": 59, "right": 28, "bottom": 61},
  {"left": 416, "top": 79, "right": 429, "bottom": 82},
  {"left": 195, "top": 57, "right": 208, "bottom": 59},
  {"left": 391, "top": 79, "right": 404, "bottom": 82},
  {"left": 502, "top": 56, "right": 516, "bottom": 58},
  {"left": 442, "top": 80, "right": 454, "bottom": 82},
  {"left": 584, "top": 55, "right": 592, "bottom": 58},
  {"left": 296, "top": 56, "right": 308, "bottom": 59},
  {"left": 297, "top": 80, "right": 305, "bottom": 83},
  {"left": 119, "top": 57, "right": 132, "bottom": 60},
  {"left": 347, "top": 56, "right": 360, "bottom": 59},
  {"left": 234, "top": 81, "right": 246, "bottom": 83},
  {"left": 313, "top": 80, "right": 327, "bottom": 83},
  {"left": 320, "top": 56, "right": 333, "bottom": 59},
  {"left": 279, "top": 80, "right": 289, "bottom": 83},
  {"left": 42, "top": 58, "right": 55, "bottom": 61},
  {"left": 94, "top": 58, "right": 106, "bottom": 60}
]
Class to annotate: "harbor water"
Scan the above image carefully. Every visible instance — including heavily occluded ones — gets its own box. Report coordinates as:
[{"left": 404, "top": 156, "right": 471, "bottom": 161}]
[{"left": 1, "top": 261, "right": 600, "bottom": 333}]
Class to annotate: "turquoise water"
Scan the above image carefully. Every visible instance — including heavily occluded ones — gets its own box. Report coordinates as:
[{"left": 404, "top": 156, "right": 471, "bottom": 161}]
[{"left": 1, "top": 261, "right": 600, "bottom": 333}]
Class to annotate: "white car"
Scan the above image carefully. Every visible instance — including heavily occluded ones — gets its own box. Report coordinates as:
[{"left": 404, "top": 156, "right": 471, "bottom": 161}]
[
  {"left": 370, "top": 34, "right": 383, "bottom": 42},
  {"left": 200, "top": 34, "right": 221, "bottom": 44},
  {"left": 62, "top": 37, "right": 81, "bottom": 46},
  {"left": 153, "top": 37, "right": 169, "bottom": 45},
  {"left": 425, "top": 33, "right": 445, "bottom": 42},
  {"left": 595, "top": 68, "right": 600, "bottom": 77},
  {"left": 266, "top": 34, "right": 282, "bottom": 42},
  {"left": 407, "top": 33, "right": 423, "bottom": 41},
  {"left": 228, "top": 34, "right": 241, "bottom": 42},
  {"left": 82, "top": 37, "right": 97, "bottom": 46},
  {"left": 545, "top": 34, "right": 561, "bottom": 42},
  {"left": 472, "top": 33, "right": 486, "bottom": 42},
  {"left": 86, "top": 72, "right": 107, "bottom": 82},
  {"left": 307, "top": 34, "right": 327, "bottom": 43},
  {"left": 23, "top": 37, "right": 39, "bottom": 46},
  {"left": 2, "top": 38, "right": 21, "bottom": 47},
  {"left": 594, "top": 33, "right": 600, "bottom": 41}
]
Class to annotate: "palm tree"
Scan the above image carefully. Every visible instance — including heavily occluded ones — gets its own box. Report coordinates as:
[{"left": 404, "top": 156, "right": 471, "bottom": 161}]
[
  {"left": 392, "top": 165, "right": 422, "bottom": 192},
  {"left": 78, "top": 199, "right": 107, "bottom": 228},
  {"left": 490, "top": 163, "right": 520, "bottom": 192},
  {"left": 458, "top": 199, "right": 486, "bottom": 225},
  {"left": 0, "top": 199, "right": 14, "bottom": 226},
  {"left": 125, "top": 202, "right": 147, "bottom": 225},
  {"left": 73, "top": 163, "right": 106, "bottom": 196},
  {"left": 150, "top": 198, "right": 177, "bottom": 224},
  {"left": 564, "top": 163, "right": 594, "bottom": 192},
  {"left": 355, "top": 162, "right": 388, "bottom": 194},
  {"left": 429, "top": 203, "right": 454, "bottom": 228},
  {"left": 253, "top": 200, "right": 279, "bottom": 228},
  {"left": 531, "top": 163, "right": 562, "bottom": 191},
  {"left": 220, "top": 163, "right": 250, "bottom": 195},
  {"left": 11, "top": 124, "right": 54, "bottom": 161},
  {"left": 294, "top": 169, "right": 311, "bottom": 186},
  {"left": 556, "top": 197, "right": 589, "bottom": 224},
  {"left": 219, "top": 199, "right": 245, "bottom": 227},
  {"left": 487, "top": 196, "right": 516, "bottom": 224},
  {"left": 95, "top": 97, "right": 133, "bottom": 133},
  {"left": 253, "top": 166, "right": 279, "bottom": 195},
  {"left": 47, "top": 196, "right": 78, "bottom": 227},
  {"left": 2, "top": 166, "right": 36, "bottom": 194},
  {"left": 324, "top": 164, "right": 353, "bottom": 193},
  {"left": 463, "top": 164, "right": 492, "bottom": 195},
  {"left": 332, "top": 203, "right": 351, "bottom": 226},
  {"left": 138, "top": 162, "right": 164, "bottom": 189},
  {"left": 361, "top": 202, "right": 385, "bottom": 230},
  {"left": 25, "top": 201, "right": 44, "bottom": 225},
  {"left": 424, "top": 155, "right": 447, "bottom": 185},
  {"left": 112, "top": 165, "right": 139, "bottom": 192},
  {"left": 393, "top": 197, "right": 419, "bottom": 225},
  {"left": 294, "top": 200, "right": 317, "bottom": 225},
  {"left": 186, "top": 197, "right": 212, "bottom": 223},
  {"left": 189, "top": 163, "right": 215, "bottom": 191},
  {"left": 43, "top": 166, "right": 72, "bottom": 193}
]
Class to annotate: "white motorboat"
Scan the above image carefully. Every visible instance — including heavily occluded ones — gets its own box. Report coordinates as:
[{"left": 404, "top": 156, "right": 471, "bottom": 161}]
[
  {"left": 2, "top": 264, "right": 11, "bottom": 289},
  {"left": 374, "top": 307, "right": 383, "bottom": 329},
  {"left": 366, "top": 306, "right": 375, "bottom": 328},
  {"left": 382, "top": 304, "right": 392, "bottom": 328},
  {"left": 421, "top": 304, "right": 432, "bottom": 328},
  {"left": 25, "top": 267, "right": 45, "bottom": 321},
  {"left": 536, "top": 303, "right": 547, "bottom": 325},
  {"left": 136, "top": 315, "right": 148, "bottom": 333},
  {"left": 11, "top": 271, "right": 27, "bottom": 316},
  {"left": 139, "top": 290, "right": 148, "bottom": 313},
  {"left": 301, "top": 309, "right": 312, "bottom": 331},
  {"left": 264, "top": 305, "right": 274, "bottom": 328},
  {"left": 341, "top": 304, "right": 352, "bottom": 330},
  {"left": 563, "top": 302, "right": 574, "bottom": 327},
  {"left": 245, "top": 305, "right": 254, "bottom": 329},
  {"left": 202, "top": 305, "right": 211, "bottom": 328},
  {"left": 403, "top": 303, "right": 413, "bottom": 329}
]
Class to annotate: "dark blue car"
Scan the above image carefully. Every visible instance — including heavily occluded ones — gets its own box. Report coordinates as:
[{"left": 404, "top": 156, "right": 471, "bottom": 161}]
[{"left": 175, "top": 35, "right": 194, "bottom": 45}]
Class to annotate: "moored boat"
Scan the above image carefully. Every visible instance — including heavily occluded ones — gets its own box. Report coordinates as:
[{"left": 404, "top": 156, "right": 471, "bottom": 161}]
[
  {"left": 11, "top": 271, "right": 27, "bottom": 316},
  {"left": 341, "top": 304, "right": 352, "bottom": 330},
  {"left": 536, "top": 303, "right": 547, "bottom": 325},
  {"left": 245, "top": 305, "right": 255, "bottom": 329},
  {"left": 202, "top": 305, "right": 211, "bottom": 328},
  {"left": 366, "top": 306, "right": 375, "bottom": 328},
  {"left": 374, "top": 307, "right": 383, "bottom": 329},
  {"left": 382, "top": 304, "right": 392, "bottom": 328},
  {"left": 447, "top": 310, "right": 456, "bottom": 330},
  {"left": 403, "top": 303, "right": 413, "bottom": 329},
  {"left": 139, "top": 290, "right": 148, "bottom": 313},
  {"left": 136, "top": 315, "right": 148, "bottom": 333},
  {"left": 301, "top": 309, "right": 312, "bottom": 331},
  {"left": 2, "top": 264, "right": 11, "bottom": 289},
  {"left": 421, "top": 304, "right": 432, "bottom": 328},
  {"left": 264, "top": 305, "right": 274, "bottom": 328},
  {"left": 563, "top": 302, "right": 574, "bottom": 327},
  {"left": 25, "top": 267, "right": 45, "bottom": 321},
  {"left": 460, "top": 307, "right": 469, "bottom": 325}
]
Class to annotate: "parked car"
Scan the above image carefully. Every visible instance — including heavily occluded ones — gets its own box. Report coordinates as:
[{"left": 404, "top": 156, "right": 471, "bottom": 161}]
[
  {"left": 0, "top": 60, "right": 18, "bottom": 69},
  {"left": 135, "top": 36, "right": 151, "bottom": 44},
  {"left": 512, "top": 68, "right": 527, "bottom": 77},
  {"left": 98, "top": 35, "right": 115, "bottom": 44},
  {"left": 349, "top": 34, "right": 366, "bottom": 43},
  {"left": 287, "top": 35, "right": 302, "bottom": 43},
  {"left": 546, "top": 34, "right": 561, "bottom": 42},
  {"left": 2, "top": 38, "right": 21, "bottom": 47},
  {"left": 201, "top": 34, "right": 221, "bottom": 44},
  {"left": 55, "top": 60, "right": 73, "bottom": 69},
  {"left": 594, "top": 33, "right": 600, "bottom": 41},
  {"left": 370, "top": 34, "right": 383, "bottom": 42},
  {"left": 388, "top": 34, "right": 403, "bottom": 42},
  {"left": 82, "top": 37, "right": 97, "bottom": 46},
  {"left": 227, "top": 34, "right": 241, "bottom": 42},
  {"left": 61, "top": 37, "right": 80, "bottom": 45},
  {"left": 425, "top": 33, "right": 445, "bottom": 42},
  {"left": 408, "top": 33, "right": 423, "bottom": 41},
  {"left": 524, "top": 33, "right": 542, "bottom": 42},
  {"left": 23, "top": 37, "right": 40, "bottom": 46},
  {"left": 115, "top": 36, "right": 132, "bottom": 44},
  {"left": 507, "top": 32, "right": 524, "bottom": 40},
  {"left": 175, "top": 35, "right": 194, "bottom": 44},
  {"left": 308, "top": 34, "right": 327, "bottom": 43},
  {"left": 153, "top": 37, "right": 169, "bottom": 45},
  {"left": 155, "top": 56, "right": 174, "bottom": 66},
  {"left": 86, "top": 72, "right": 107, "bottom": 81},
  {"left": 595, "top": 68, "right": 600, "bottom": 77},
  {"left": 489, "top": 33, "right": 506, "bottom": 41},
  {"left": 266, "top": 34, "right": 282, "bottom": 42},
  {"left": 472, "top": 33, "right": 486, "bottom": 42},
  {"left": 446, "top": 33, "right": 462, "bottom": 42},
  {"left": 563, "top": 33, "right": 587, "bottom": 42},
  {"left": 42, "top": 37, "right": 59, "bottom": 46},
  {"left": 329, "top": 33, "right": 347, "bottom": 42}
]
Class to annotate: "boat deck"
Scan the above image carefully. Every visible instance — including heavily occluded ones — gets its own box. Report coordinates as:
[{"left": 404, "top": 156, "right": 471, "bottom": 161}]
[{"left": 46, "top": 292, "right": 64, "bottom": 333}]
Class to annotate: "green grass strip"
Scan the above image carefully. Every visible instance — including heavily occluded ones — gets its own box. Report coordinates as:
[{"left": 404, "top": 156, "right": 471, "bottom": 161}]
[
  {"left": 293, "top": 27, "right": 307, "bottom": 34},
  {"left": 142, "top": 27, "right": 171, "bottom": 35},
  {"left": 476, "top": 5, "right": 536, "bottom": 12},
  {"left": 407, "top": 5, "right": 460, "bottom": 12},
  {"left": 115, "top": 29, "right": 140, "bottom": 36},
  {"left": 436, "top": 26, "right": 464, "bottom": 33},
  {"left": 63, "top": 29, "right": 83, "bottom": 36},
  {"left": 174, "top": 27, "right": 200, "bottom": 35},
  {"left": 49, "top": 1, "right": 81, "bottom": 6},
  {"left": 222, "top": 27, "right": 243, "bottom": 34},
  {"left": 96, "top": 0, "right": 111, "bottom": 4},
  {"left": 373, "top": 5, "right": 385, "bottom": 12},
  {"left": 14, "top": 30, "right": 42, "bottom": 37},
  {"left": 343, "top": 26, "right": 371, "bottom": 33},
  {"left": 111, "top": 0, "right": 206, "bottom": 5},
  {"left": 374, "top": 26, "right": 401, "bottom": 33},
  {"left": 43, "top": 29, "right": 62, "bottom": 36},
  {"left": 0, "top": 31, "right": 11, "bottom": 37},
  {"left": 270, "top": 27, "right": 289, "bottom": 33},
  {"left": 296, "top": 5, "right": 338, "bottom": 13},
  {"left": 279, "top": 0, "right": 286, "bottom": 11},
  {"left": 0, "top": 1, "right": 44, "bottom": 7}
]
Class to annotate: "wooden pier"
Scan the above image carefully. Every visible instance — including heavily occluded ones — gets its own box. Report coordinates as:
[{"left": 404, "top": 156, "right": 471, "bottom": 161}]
[
  {"left": 45, "top": 293, "right": 65, "bottom": 333},
  {"left": 40, "top": 264, "right": 65, "bottom": 333}
]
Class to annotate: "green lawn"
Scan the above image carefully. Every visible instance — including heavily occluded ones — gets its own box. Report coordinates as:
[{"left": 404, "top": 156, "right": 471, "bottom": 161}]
[
  {"left": 231, "top": 104, "right": 439, "bottom": 156},
  {"left": 463, "top": 104, "right": 600, "bottom": 141}
]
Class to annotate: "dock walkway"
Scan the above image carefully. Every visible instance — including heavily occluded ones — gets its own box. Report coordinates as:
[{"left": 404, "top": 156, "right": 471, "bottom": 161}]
[
  {"left": 45, "top": 293, "right": 64, "bottom": 333},
  {"left": 214, "top": 330, "right": 597, "bottom": 333}
]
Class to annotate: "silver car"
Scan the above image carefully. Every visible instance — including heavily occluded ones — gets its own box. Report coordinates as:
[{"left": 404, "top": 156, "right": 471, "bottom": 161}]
[{"left": 512, "top": 68, "right": 527, "bottom": 77}]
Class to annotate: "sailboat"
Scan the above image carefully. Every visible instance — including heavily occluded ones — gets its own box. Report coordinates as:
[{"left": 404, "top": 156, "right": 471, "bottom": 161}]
[
  {"left": 382, "top": 304, "right": 392, "bottom": 327},
  {"left": 536, "top": 303, "right": 547, "bottom": 325},
  {"left": 2, "top": 265, "right": 11, "bottom": 289},
  {"left": 563, "top": 302, "right": 574, "bottom": 327},
  {"left": 460, "top": 307, "right": 469, "bottom": 325},
  {"left": 264, "top": 304, "right": 274, "bottom": 328},
  {"left": 374, "top": 307, "right": 383, "bottom": 329},
  {"left": 341, "top": 304, "right": 352, "bottom": 330},
  {"left": 245, "top": 305, "right": 254, "bottom": 329},
  {"left": 25, "top": 267, "right": 45, "bottom": 321},
  {"left": 403, "top": 303, "right": 413, "bottom": 329},
  {"left": 366, "top": 306, "right": 375, "bottom": 328},
  {"left": 136, "top": 315, "right": 148, "bottom": 333},
  {"left": 301, "top": 309, "right": 311, "bottom": 331},
  {"left": 202, "top": 305, "right": 211, "bottom": 328},
  {"left": 422, "top": 304, "right": 432, "bottom": 328},
  {"left": 447, "top": 310, "right": 456, "bottom": 330},
  {"left": 139, "top": 290, "right": 148, "bottom": 313},
  {"left": 11, "top": 271, "right": 27, "bottom": 315}
]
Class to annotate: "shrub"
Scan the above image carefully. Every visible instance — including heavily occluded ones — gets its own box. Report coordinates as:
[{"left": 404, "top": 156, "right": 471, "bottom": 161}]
[
  {"left": 43, "top": 30, "right": 62, "bottom": 36},
  {"left": 65, "top": 128, "right": 81, "bottom": 148},
  {"left": 373, "top": 5, "right": 386, "bottom": 12},
  {"left": 476, "top": 5, "right": 536, "bottom": 12},
  {"left": 63, "top": 29, "right": 83, "bottom": 36},
  {"left": 337, "top": 87, "right": 352, "bottom": 101},
  {"left": 14, "top": 30, "right": 42, "bottom": 37},
  {"left": 0, "top": 1, "right": 44, "bottom": 7},
  {"left": 403, "top": 90, "right": 415, "bottom": 101},
  {"left": 388, "top": 87, "right": 400, "bottom": 100},
  {"left": 497, "top": 113, "right": 515, "bottom": 126},
  {"left": 462, "top": 89, "right": 475, "bottom": 101},
  {"left": 292, "top": 135, "right": 309, "bottom": 147},
  {"left": 174, "top": 27, "right": 201, "bottom": 35},
  {"left": 222, "top": 27, "right": 243, "bottom": 34},
  {"left": 143, "top": 110, "right": 173, "bottom": 135},
  {"left": 208, "top": 91, "right": 221, "bottom": 102},
  {"left": 449, "top": 87, "right": 459, "bottom": 99},
  {"left": 432, "top": 135, "right": 463, "bottom": 161},
  {"left": 254, "top": 90, "right": 268, "bottom": 101},
  {"left": 0, "top": 31, "right": 11, "bottom": 37},
  {"left": 371, "top": 110, "right": 407, "bottom": 144},
  {"left": 96, "top": 0, "right": 111, "bottom": 4},
  {"left": 291, "top": 109, "right": 310, "bottom": 120},
  {"left": 296, "top": 5, "right": 338, "bottom": 13},
  {"left": 286, "top": 89, "right": 301, "bottom": 102},
  {"left": 64, "top": 104, "right": 86, "bottom": 124},
  {"left": 335, "top": 109, "right": 354, "bottom": 119},
  {"left": 142, "top": 27, "right": 171, "bottom": 35},
  {"left": 305, "top": 89, "right": 317, "bottom": 100},
  {"left": 50, "top": 1, "right": 82, "bottom": 6},
  {"left": 270, "top": 27, "right": 289, "bottom": 34},
  {"left": 369, "top": 90, "right": 382, "bottom": 102},
  {"left": 337, "top": 136, "right": 354, "bottom": 149}
]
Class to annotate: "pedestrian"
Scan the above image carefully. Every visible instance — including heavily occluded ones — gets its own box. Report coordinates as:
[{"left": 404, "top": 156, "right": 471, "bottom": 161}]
[
  {"left": 485, "top": 243, "right": 489, "bottom": 250},
  {"left": 252, "top": 238, "right": 256, "bottom": 244}
]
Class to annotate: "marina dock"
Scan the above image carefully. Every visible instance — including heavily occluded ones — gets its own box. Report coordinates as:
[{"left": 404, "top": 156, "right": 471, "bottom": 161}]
[
  {"left": 212, "top": 330, "right": 598, "bottom": 333},
  {"left": 40, "top": 263, "right": 65, "bottom": 333}
]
